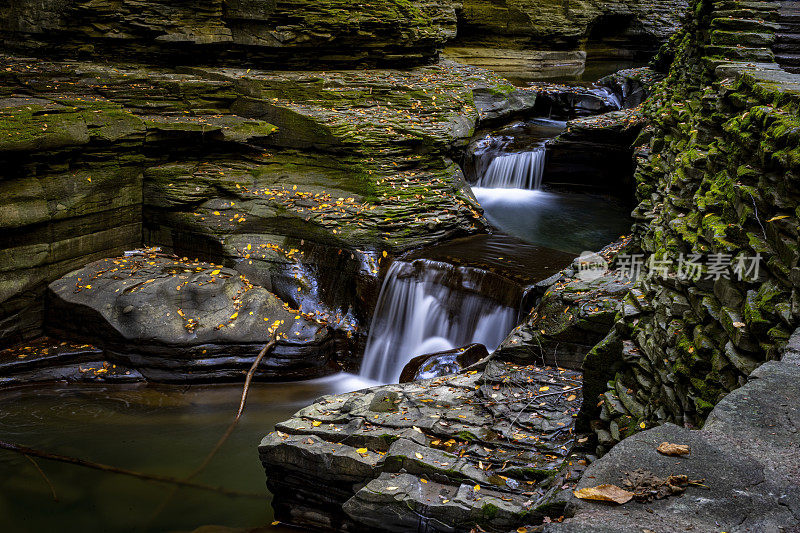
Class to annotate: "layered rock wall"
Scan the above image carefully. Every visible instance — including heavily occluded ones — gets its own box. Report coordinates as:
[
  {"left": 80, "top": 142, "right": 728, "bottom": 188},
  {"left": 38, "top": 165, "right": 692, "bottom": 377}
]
[
  {"left": 455, "top": 0, "right": 689, "bottom": 55},
  {"left": 0, "top": 0, "right": 459, "bottom": 67},
  {"left": 584, "top": 0, "right": 800, "bottom": 452},
  {"left": 0, "top": 54, "right": 538, "bottom": 354}
]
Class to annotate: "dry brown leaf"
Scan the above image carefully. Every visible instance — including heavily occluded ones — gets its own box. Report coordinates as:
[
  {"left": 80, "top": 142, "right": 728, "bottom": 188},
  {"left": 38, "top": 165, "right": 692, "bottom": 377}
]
[
  {"left": 657, "top": 442, "right": 690, "bottom": 456},
  {"left": 573, "top": 484, "right": 634, "bottom": 504}
]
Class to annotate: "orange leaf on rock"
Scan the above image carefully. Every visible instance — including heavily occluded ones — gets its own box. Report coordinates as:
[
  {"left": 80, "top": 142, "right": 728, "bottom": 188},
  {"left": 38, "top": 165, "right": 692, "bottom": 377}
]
[
  {"left": 657, "top": 442, "right": 690, "bottom": 456},
  {"left": 573, "top": 484, "right": 634, "bottom": 504}
]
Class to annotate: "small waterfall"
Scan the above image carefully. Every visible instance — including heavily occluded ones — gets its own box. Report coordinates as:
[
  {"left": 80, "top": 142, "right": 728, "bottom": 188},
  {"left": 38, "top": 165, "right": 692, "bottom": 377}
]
[
  {"left": 477, "top": 149, "right": 545, "bottom": 189},
  {"left": 359, "top": 260, "right": 518, "bottom": 383}
]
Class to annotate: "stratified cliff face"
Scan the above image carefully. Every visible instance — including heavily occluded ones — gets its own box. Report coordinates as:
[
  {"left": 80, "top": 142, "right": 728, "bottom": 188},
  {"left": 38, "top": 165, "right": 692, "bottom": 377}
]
[
  {"left": 456, "top": 0, "right": 689, "bottom": 54},
  {"left": 582, "top": 0, "right": 800, "bottom": 452},
  {"left": 0, "top": 0, "right": 459, "bottom": 67},
  {"left": 0, "top": 51, "right": 540, "bottom": 380}
]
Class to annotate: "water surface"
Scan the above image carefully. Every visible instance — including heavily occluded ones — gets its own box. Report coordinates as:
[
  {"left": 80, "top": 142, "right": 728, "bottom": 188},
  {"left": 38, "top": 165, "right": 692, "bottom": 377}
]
[{"left": 0, "top": 375, "right": 374, "bottom": 533}]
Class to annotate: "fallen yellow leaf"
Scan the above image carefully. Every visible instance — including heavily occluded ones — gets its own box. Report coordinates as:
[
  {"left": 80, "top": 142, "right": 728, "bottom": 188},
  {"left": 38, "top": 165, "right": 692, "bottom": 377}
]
[
  {"left": 473, "top": 484, "right": 480, "bottom": 491},
  {"left": 573, "top": 484, "right": 633, "bottom": 504},
  {"left": 657, "top": 442, "right": 690, "bottom": 456},
  {"left": 356, "top": 448, "right": 368, "bottom": 454},
  {"left": 767, "top": 215, "right": 789, "bottom": 222},
  {"left": 312, "top": 420, "right": 322, "bottom": 427},
  {"left": 415, "top": 452, "right": 423, "bottom": 459}
]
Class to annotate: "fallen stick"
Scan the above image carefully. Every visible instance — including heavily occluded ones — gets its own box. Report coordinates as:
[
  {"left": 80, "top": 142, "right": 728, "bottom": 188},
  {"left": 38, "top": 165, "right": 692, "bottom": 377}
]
[
  {"left": 186, "top": 339, "right": 277, "bottom": 480},
  {"left": 24, "top": 454, "right": 58, "bottom": 502},
  {"left": 0, "top": 440, "right": 262, "bottom": 499},
  {"left": 147, "top": 339, "right": 277, "bottom": 523}
]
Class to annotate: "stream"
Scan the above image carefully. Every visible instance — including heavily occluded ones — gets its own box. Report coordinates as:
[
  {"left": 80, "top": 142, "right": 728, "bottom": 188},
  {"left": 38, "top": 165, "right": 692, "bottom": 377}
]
[{"left": 0, "top": 62, "right": 637, "bottom": 532}]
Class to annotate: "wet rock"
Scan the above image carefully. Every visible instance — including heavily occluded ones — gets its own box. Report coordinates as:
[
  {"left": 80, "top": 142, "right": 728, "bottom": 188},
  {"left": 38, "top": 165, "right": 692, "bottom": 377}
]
[
  {"left": 546, "top": 332, "right": 800, "bottom": 532},
  {"left": 398, "top": 343, "right": 489, "bottom": 383},
  {"left": 260, "top": 360, "right": 584, "bottom": 532},
  {"left": 0, "top": 337, "right": 143, "bottom": 386},
  {"left": 47, "top": 250, "right": 343, "bottom": 381},
  {"left": 531, "top": 83, "right": 622, "bottom": 119},
  {"left": 596, "top": 67, "right": 664, "bottom": 109},
  {"left": 545, "top": 107, "right": 647, "bottom": 194},
  {"left": 495, "top": 240, "right": 634, "bottom": 370}
]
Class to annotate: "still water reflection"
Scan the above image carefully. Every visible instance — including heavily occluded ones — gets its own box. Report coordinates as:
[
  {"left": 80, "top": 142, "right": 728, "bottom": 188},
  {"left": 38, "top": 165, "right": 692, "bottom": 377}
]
[{"left": 0, "top": 374, "right": 374, "bottom": 532}]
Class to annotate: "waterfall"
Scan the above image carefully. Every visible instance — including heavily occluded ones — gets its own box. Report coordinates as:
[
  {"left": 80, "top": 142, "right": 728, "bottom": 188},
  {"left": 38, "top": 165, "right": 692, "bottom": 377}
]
[
  {"left": 359, "top": 260, "right": 517, "bottom": 383},
  {"left": 477, "top": 149, "right": 545, "bottom": 189}
]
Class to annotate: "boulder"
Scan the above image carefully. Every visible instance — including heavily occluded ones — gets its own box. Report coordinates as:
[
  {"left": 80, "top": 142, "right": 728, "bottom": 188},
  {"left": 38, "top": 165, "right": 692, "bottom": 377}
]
[
  {"left": 546, "top": 333, "right": 800, "bottom": 532},
  {"left": 47, "top": 250, "right": 342, "bottom": 381},
  {"left": 398, "top": 343, "right": 489, "bottom": 383}
]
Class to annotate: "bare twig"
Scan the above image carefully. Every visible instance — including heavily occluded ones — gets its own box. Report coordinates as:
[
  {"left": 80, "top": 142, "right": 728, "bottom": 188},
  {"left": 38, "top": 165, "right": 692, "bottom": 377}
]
[
  {"left": 148, "top": 339, "right": 277, "bottom": 523},
  {"left": 24, "top": 454, "right": 58, "bottom": 502},
  {"left": 0, "top": 441, "right": 261, "bottom": 499},
  {"left": 186, "top": 339, "right": 277, "bottom": 480}
]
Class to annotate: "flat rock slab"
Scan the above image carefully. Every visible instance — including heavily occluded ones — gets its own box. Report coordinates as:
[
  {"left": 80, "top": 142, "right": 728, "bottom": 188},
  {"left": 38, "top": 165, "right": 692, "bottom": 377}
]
[
  {"left": 259, "top": 360, "right": 585, "bottom": 532},
  {"left": 547, "top": 344, "right": 800, "bottom": 533}
]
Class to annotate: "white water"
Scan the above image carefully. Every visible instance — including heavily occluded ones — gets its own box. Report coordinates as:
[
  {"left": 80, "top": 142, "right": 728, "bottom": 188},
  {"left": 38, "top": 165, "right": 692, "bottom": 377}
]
[
  {"left": 477, "top": 149, "right": 545, "bottom": 189},
  {"left": 359, "top": 260, "right": 517, "bottom": 383}
]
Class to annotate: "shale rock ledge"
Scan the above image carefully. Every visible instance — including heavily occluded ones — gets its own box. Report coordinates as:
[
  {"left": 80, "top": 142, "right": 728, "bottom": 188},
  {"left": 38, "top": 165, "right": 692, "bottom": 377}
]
[{"left": 260, "top": 360, "right": 585, "bottom": 532}]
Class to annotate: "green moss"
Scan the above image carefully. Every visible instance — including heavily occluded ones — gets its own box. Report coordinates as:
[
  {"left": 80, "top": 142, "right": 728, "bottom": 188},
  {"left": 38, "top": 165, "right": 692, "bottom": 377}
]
[
  {"left": 456, "top": 431, "right": 479, "bottom": 442},
  {"left": 480, "top": 503, "right": 499, "bottom": 520}
]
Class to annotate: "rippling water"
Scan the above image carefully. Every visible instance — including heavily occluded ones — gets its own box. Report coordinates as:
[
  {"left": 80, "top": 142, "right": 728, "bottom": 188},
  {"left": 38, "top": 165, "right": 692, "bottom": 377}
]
[{"left": 0, "top": 375, "right": 375, "bottom": 532}]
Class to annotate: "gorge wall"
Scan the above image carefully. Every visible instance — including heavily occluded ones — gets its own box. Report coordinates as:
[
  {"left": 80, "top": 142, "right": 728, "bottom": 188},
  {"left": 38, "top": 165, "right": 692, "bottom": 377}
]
[
  {"left": 582, "top": 0, "right": 800, "bottom": 452},
  {"left": 455, "top": 0, "right": 688, "bottom": 56}
]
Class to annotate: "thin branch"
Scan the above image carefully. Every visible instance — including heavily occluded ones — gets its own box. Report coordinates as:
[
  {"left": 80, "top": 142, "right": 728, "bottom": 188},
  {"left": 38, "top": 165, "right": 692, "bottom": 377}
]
[
  {"left": 24, "top": 454, "right": 58, "bottom": 502},
  {"left": 186, "top": 339, "right": 277, "bottom": 480},
  {"left": 147, "top": 339, "right": 278, "bottom": 524},
  {"left": 0, "top": 441, "right": 262, "bottom": 499}
]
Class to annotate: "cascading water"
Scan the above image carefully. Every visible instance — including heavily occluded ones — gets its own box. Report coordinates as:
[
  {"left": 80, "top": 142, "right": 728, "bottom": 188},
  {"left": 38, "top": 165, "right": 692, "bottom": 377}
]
[
  {"left": 476, "top": 149, "right": 545, "bottom": 189},
  {"left": 359, "top": 259, "right": 517, "bottom": 383}
]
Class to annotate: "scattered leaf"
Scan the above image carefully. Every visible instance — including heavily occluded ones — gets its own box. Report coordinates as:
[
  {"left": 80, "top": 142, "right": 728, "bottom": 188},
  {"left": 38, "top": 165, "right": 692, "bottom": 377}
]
[
  {"left": 356, "top": 448, "right": 368, "bottom": 454},
  {"left": 415, "top": 452, "right": 423, "bottom": 459},
  {"left": 573, "top": 484, "right": 633, "bottom": 504},
  {"left": 657, "top": 442, "right": 690, "bottom": 456}
]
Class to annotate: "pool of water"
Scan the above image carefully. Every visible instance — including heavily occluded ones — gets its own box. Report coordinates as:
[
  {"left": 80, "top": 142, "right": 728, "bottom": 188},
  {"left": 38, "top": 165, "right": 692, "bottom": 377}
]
[
  {"left": 0, "top": 375, "right": 375, "bottom": 533},
  {"left": 473, "top": 187, "right": 632, "bottom": 254}
]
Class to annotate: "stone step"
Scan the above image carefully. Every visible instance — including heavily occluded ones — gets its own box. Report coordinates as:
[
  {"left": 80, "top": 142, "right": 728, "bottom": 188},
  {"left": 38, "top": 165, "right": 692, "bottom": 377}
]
[
  {"left": 774, "top": 43, "right": 800, "bottom": 55},
  {"left": 776, "top": 32, "right": 800, "bottom": 42},
  {"left": 775, "top": 52, "right": 800, "bottom": 65}
]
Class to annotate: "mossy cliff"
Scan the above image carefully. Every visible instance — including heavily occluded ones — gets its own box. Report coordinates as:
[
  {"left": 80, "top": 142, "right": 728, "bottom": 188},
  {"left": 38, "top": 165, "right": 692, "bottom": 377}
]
[
  {"left": 456, "top": 0, "right": 688, "bottom": 54},
  {"left": 0, "top": 0, "right": 458, "bottom": 68},
  {"left": 582, "top": 0, "right": 800, "bottom": 453},
  {"left": 0, "top": 54, "right": 537, "bottom": 364}
]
